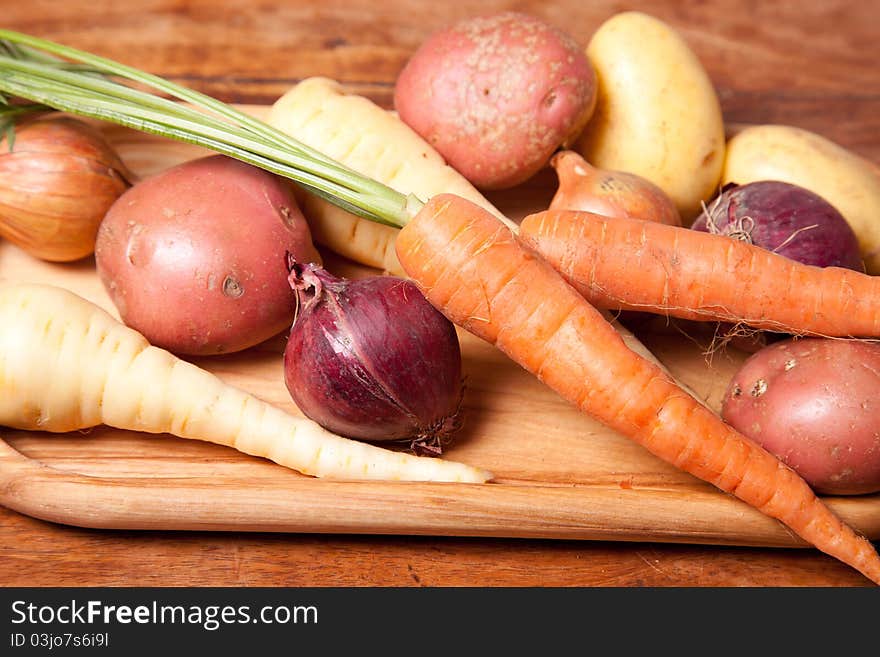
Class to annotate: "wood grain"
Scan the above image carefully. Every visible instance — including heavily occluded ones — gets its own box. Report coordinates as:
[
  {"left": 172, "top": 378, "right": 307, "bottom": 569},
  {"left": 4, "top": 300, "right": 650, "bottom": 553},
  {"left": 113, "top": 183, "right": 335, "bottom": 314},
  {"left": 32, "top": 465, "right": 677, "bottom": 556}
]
[
  {"left": 5, "top": 0, "right": 879, "bottom": 159},
  {"left": 1, "top": 0, "right": 879, "bottom": 587},
  {"left": 4, "top": 508, "right": 871, "bottom": 587}
]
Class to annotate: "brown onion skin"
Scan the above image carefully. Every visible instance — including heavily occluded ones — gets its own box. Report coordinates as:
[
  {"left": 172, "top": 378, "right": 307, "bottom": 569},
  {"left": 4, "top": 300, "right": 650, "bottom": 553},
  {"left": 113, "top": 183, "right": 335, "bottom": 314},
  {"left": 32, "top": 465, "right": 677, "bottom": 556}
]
[
  {"left": 0, "top": 116, "right": 132, "bottom": 261},
  {"left": 284, "top": 263, "right": 463, "bottom": 447},
  {"left": 548, "top": 150, "right": 681, "bottom": 226},
  {"left": 691, "top": 180, "right": 863, "bottom": 270},
  {"left": 95, "top": 155, "right": 320, "bottom": 356}
]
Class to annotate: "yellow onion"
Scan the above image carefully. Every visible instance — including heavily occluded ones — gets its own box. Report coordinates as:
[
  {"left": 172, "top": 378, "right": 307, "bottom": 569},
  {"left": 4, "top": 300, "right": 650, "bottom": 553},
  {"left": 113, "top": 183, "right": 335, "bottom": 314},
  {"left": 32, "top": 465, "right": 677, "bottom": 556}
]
[
  {"left": 549, "top": 150, "right": 682, "bottom": 226},
  {"left": 0, "top": 116, "right": 133, "bottom": 261}
]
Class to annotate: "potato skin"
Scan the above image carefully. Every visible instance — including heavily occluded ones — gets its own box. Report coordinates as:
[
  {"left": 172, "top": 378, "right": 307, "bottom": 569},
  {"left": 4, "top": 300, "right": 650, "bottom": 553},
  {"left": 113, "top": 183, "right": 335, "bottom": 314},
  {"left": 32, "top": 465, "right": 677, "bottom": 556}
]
[
  {"left": 95, "top": 155, "right": 321, "bottom": 356},
  {"left": 723, "top": 124, "right": 880, "bottom": 274},
  {"left": 722, "top": 338, "right": 880, "bottom": 495},
  {"left": 393, "top": 11, "right": 597, "bottom": 190},
  {"left": 575, "top": 11, "right": 725, "bottom": 221}
]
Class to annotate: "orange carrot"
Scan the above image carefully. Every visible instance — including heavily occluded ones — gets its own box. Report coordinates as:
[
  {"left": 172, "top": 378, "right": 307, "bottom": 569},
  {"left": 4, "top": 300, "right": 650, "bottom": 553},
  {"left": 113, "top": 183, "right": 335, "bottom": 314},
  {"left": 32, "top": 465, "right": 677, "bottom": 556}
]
[
  {"left": 396, "top": 193, "right": 880, "bottom": 584},
  {"left": 518, "top": 209, "right": 880, "bottom": 337}
]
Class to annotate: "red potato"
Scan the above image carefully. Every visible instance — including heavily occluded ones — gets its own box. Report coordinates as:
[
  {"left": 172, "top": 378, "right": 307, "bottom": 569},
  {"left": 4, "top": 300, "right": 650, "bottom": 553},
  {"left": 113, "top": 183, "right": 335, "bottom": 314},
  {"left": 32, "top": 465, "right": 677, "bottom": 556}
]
[
  {"left": 394, "top": 11, "right": 597, "bottom": 190},
  {"left": 721, "top": 338, "right": 880, "bottom": 495},
  {"left": 95, "top": 155, "right": 321, "bottom": 356}
]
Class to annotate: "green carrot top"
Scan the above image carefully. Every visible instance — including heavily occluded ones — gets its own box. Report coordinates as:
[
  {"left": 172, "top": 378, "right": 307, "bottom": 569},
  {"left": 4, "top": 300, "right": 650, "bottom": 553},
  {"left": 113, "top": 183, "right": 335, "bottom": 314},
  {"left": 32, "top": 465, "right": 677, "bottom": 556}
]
[{"left": 0, "top": 29, "right": 421, "bottom": 228}]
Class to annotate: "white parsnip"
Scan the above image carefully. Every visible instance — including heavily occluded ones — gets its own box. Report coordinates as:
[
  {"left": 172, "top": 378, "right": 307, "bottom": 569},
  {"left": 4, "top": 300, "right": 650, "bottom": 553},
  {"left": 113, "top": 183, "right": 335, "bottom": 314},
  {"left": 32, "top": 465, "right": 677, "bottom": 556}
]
[
  {"left": 267, "top": 77, "right": 512, "bottom": 276},
  {"left": 0, "top": 282, "right": 493, "bottom": 483}
]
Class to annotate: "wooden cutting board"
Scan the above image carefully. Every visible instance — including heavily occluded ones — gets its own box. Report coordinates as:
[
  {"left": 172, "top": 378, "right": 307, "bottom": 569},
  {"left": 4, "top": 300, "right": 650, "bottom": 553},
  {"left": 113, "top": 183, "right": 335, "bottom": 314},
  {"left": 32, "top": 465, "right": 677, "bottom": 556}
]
[{"left": 1, "top": 108, "right": 878, "bottom": 548}]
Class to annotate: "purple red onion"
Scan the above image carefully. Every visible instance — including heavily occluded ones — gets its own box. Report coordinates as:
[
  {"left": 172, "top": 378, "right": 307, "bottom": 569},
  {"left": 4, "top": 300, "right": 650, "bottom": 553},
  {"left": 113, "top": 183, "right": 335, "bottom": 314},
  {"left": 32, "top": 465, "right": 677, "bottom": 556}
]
[
  {"left": 283, "top": 259, "right": 464, "bottom": 454},
  {"left": 691, "top": 180, "right": 863, "bottom": 271}
]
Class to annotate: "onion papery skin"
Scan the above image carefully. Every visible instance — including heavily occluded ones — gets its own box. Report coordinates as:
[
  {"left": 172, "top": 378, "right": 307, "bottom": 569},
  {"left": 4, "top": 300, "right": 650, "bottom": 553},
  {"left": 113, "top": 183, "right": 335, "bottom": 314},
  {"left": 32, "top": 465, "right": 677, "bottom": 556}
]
[
  {"left": 284, "top": 263, "right": 464, "bottom": 451},
  {"left": 691, "top": 180, "right": 863, "bottom": 271},
  {"left": 549, "top": 150, "right": 681, "bottom": 226},
  {"left": 0, "top": 116, "right": 133, "bottom": 262}
]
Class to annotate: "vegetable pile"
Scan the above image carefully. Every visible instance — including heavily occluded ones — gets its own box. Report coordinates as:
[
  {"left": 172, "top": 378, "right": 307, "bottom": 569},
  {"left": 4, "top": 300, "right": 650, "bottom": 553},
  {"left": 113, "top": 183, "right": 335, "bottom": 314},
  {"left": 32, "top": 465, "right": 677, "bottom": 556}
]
[{"left": 1, "top": 9, "right": 880, "bottom": 585}]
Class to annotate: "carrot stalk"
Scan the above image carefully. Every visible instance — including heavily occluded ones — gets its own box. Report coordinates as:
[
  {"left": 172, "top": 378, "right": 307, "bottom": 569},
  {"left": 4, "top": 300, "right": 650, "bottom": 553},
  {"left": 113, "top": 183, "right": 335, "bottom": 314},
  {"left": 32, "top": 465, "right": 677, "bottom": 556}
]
[
  {"left": 519, "top": 209, "right": 880, "bottom": 337},
  {"left": 0, "top": 282, "right": 493, "bottom": 484},
  {"left": 396, "top": 194, "right": 880, "bottom": 584}
]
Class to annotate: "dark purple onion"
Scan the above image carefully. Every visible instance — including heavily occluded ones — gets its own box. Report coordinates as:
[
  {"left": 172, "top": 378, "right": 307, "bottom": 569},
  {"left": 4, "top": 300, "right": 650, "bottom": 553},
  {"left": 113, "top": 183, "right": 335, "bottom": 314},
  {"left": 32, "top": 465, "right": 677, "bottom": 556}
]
[
  {"left": 691, "top": 181, "right": 863, "bottom": 270},
  {"left": 283, "top": 260, "right": 463, "bottom": 453}
]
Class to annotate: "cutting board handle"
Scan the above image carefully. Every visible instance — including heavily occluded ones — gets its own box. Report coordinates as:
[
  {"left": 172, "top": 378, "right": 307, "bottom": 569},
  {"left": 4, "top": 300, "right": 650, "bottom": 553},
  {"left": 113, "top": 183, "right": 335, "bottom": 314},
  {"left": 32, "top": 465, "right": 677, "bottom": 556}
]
[
  {"left": 0, "top": 433, "right": 53, "bottom": 485},
  {"left": 1, "top": 432, "right": 875, "bottom": 545},
  {"left": 0, "top": 434, "right": 95, "bottom": 521},
  {"left": 0, "top": 435, "right": 230, "bottom": 532}
]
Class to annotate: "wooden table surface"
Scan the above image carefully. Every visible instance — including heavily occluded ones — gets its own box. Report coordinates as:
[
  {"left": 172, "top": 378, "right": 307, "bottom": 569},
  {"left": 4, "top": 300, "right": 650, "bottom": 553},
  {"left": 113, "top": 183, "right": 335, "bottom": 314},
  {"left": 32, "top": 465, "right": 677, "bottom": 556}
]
[{"left": 2, "top": 0, "right": 879, "bottom": 587}]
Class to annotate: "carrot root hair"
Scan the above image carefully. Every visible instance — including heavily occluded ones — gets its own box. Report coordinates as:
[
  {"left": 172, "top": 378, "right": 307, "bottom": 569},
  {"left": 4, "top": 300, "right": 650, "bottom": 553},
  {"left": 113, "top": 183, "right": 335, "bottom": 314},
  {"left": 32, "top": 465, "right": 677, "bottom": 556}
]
[{"left": 518, "top": 209, "right": 880, "bottom": 339}]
